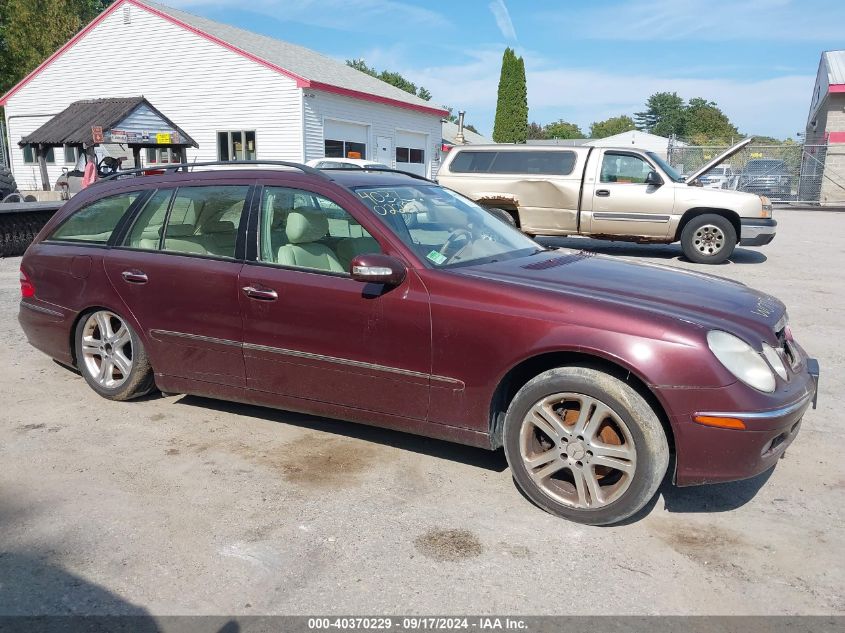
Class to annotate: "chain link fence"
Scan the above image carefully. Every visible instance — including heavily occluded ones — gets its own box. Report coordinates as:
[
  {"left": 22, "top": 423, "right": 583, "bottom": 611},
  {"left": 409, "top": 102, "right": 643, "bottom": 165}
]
[{"left": 666, "top": 142, "right": 845, "bottom": 205}]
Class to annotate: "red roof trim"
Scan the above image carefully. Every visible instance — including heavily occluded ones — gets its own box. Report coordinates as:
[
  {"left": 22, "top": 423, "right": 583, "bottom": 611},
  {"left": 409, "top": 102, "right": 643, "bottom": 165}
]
[
  {"left": 0, "top": 1, "right": 126, "bottom": 105},
  {"left": 1, "top": 0, "right": 447, "bottom": 118},
  {"left": 829, "top": 84, "right": 845, "bottom": 93},
  {"left": 310, "top": 82, "right": 449, "bottom": 117}
]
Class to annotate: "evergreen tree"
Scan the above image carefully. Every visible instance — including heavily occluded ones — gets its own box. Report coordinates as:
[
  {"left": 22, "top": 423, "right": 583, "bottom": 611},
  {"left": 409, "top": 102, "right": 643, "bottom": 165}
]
[{"left": 492, "top": 47, "right": 528, "bottom": 143}]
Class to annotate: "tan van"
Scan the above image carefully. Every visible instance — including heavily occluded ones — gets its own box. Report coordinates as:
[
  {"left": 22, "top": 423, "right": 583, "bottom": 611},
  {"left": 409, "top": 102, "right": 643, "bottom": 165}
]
[{"left": 437, "top": 138, "right": 775, "bottom": 264}]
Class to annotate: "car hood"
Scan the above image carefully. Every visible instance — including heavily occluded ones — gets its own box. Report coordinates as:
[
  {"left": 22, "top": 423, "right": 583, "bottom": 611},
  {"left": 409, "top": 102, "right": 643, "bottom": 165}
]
[
  {"left": 455, "top": 249, "right": 785, "bottom": 339},
  {"left": 686, "top": 137, "right": 753, "bottom": 184}
]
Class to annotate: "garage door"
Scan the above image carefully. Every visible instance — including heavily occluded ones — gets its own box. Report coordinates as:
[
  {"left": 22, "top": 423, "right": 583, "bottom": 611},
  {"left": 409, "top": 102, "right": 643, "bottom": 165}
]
[
  {"left": 395, "top": 130, "right": 427, "bottom": 177},
  {"left": 324, "top": 119, "right": 369, "bottom": 159}
]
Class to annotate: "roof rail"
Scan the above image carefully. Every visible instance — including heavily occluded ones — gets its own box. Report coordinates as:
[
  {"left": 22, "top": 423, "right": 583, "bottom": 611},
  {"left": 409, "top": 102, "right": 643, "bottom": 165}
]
[
  {"left": 316, "top": 166, "right": 434, "bottom": 182},
  {"left": 99, "top": 159, "right": 330, "bottom": 182}
]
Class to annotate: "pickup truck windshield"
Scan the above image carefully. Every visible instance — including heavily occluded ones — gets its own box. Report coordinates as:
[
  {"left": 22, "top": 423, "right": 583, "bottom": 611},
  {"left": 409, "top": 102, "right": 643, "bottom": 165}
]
[
  {"left": 646, "top": 152, "right": 684, "bottom": 183},
  {"left": 354, "top": 184, "right": 541, "bottom": 268}
]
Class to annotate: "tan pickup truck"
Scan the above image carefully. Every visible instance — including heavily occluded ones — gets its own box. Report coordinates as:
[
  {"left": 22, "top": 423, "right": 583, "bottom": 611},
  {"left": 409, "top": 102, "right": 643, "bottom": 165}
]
[{"left": 437, "top": 138, "right": 775, "bottom": 264}]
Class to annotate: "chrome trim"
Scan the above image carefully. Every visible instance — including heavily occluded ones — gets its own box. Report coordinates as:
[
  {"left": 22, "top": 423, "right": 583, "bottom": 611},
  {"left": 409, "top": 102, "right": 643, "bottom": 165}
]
[
  {"left": 244, "top": 342, "right": 464, "bottom": 388},
  {"left": 20, "top": 301, "right": 63, "bottom": 317},
  {"left": 698, "top": 390, "right": 814, "bottom": 421},
  {"left": 740, "top": 224, "right": 777, "bottom": 239},
  {"left": 149, "top": 329, "right": 464, "bottom": 388},
  {"left": 150, "top": 329, "right": 241, "bottom": 348},
  {"left": 593, "top": 212, "right": 671, "bottom": 223}
]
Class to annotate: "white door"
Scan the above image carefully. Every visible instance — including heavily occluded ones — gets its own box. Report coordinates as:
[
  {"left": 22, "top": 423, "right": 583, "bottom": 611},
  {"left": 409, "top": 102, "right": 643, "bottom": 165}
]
[
  {"left": 323, "top": 119, "right": 369, "bottom": 159},
  {"left": 376, "top": 135, "right": 393, "bottom": 167},
  {"left": 395, "top": 130, "right": 427, "bottom": 177}
]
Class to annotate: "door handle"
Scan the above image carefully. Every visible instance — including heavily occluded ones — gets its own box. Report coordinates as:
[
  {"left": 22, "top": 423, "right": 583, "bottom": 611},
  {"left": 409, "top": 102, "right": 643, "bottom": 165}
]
[
  {"left": 596, "top": 189, "right": 610, "bottom": 197},
  {"left": 242, "top": 285, "right": 278, "bottom": 301},
  {"left": 121, "top": 270, "right": 148, "bottom": 284}
]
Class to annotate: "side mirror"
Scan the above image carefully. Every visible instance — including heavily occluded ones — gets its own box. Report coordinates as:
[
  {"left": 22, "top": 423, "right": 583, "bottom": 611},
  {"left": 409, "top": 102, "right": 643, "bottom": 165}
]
[
  {"left": 645, "top": 171, "right": 664, "bottom": 186},
  {"left": 350, "top": 253, "right": 406, "bottom": 286}
]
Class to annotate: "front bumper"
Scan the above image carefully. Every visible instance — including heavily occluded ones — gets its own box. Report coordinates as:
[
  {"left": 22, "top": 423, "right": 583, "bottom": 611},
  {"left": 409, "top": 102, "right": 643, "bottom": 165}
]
[
  {"left": 659, "top": 358, "right": 819, "bottom": 486},
  {"left": 740, "top": 217, "right": 777, "bottom": 246}
]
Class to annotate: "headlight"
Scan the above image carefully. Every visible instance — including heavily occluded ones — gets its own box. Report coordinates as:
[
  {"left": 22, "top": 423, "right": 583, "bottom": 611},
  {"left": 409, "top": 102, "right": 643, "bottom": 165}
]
[
  {"left": 759, "top": 195, "right": 773, "bottom": 218},
  {"left": 761, "top": 342, "right": 788, "bottom": 380},
  {"left": 707, "top": 330, "right": 776, "bottom": 393}
]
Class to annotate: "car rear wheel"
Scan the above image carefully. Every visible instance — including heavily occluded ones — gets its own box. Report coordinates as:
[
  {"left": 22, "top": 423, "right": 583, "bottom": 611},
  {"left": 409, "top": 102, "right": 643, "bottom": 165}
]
[
  {"left": 680, "top": 214, "right": 736, "bottom": 264},
  {"left": 74, "top": 310, "right": 155, "bottom": 401},
  {"left": 503, "top": 367, "right": 669, "bottom": 525},
  {"left": 484, "top": 207, "right": 517, "bottom": 226}
]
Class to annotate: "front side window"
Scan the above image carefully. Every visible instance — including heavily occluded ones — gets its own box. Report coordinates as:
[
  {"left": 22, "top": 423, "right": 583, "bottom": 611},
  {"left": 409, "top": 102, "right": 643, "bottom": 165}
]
[
  {"left": 126, "top": 186, "right": 247, "bottom": 258},
  {"left": 217, "top": 131, "right": 256, "bottom": 161},
  {"left": 354, "top": 184, "right": 539, "bottom": 268},
  {"left": 50, "top": 192, "right": 141, "bottom": 243},
  {"left": 324, "top": 139, "right": 366, "bottom": 160},
  {"left": 259, "top": 186, "right": 379, "bottom": 273},
  {"left": 600, "top": 153, "right": 652, "bottom": 184}
]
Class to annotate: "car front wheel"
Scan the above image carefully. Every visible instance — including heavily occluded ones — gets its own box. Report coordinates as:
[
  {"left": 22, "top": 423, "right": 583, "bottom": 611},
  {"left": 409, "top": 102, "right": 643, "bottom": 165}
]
[
  {"left": 680, "top": 214, "right": 737, "bottom": 264},
  {"left": 74, "top": 309, "right": 155, "bottom": 401},
  {"left": 503, "top": 367, "right": 669, "bottom": 525}
]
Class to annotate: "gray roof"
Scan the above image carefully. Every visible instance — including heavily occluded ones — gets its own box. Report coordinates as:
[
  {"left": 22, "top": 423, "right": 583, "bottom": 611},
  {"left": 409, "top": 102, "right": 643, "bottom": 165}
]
[
  {"left": 138, "top": 1, "right": 444, "bottom": 113},
  {"left": 442, "top": 121, "right": 492, "bottom": 145},
  {"left": 823, "top": 50, "right": 845, "bottom": 85},
  {"left": 19, "top": 96, "right": 197, "bottom": 147}
]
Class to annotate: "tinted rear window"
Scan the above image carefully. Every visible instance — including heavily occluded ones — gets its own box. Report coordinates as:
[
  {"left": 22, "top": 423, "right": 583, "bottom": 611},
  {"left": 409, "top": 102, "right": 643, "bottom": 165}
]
[{"left": 449, "top": 150, "right": 576, "bottom": 175}]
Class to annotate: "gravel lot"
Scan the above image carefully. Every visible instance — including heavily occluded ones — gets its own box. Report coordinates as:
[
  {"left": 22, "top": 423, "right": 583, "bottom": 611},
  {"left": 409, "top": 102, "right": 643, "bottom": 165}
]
[{"left": 1, "top": 209, "right": 843, "bottom": 617}]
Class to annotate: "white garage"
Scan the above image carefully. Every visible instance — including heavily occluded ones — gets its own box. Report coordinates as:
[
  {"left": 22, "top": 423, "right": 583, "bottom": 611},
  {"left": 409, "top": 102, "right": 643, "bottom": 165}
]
[{"left": 1, "top": 0, "right": 447, "bottom": 190}]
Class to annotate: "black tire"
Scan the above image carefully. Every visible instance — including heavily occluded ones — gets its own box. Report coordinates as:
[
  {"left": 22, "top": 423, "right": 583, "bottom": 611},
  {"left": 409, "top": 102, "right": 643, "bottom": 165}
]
[
  {"left": 503, "top": 367, "right": 669, "bottom": 526},
  {"left": 484, "top": 206, "right": 517, "bottom": 226},
  {"left": 0, "top": 212, "right": 52, "bottom": 257},
  {"left": 680, "top": 214, "right": 736, "bottom": 264},
  {"left": 74, "top": 309, "right": 155, "bottom": 401},
  {"left": 0, "top": 167, "right": 17, "bottom": 200}
]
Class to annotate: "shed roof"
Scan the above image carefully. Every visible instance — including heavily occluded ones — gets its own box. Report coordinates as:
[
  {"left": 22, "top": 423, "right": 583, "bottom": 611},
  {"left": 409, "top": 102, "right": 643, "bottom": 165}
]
[
  {"left": 19, "top": 96, "right": 197, "bottom": 147},
  {"left": 442, "top": 121, "right": 493, "bottom": 145}
]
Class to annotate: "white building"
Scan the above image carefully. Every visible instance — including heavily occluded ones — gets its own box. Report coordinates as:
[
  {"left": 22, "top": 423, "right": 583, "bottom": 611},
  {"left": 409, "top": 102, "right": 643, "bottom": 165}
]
[{"left": 1, "top": 0, "right": 447, "bottom": 190}]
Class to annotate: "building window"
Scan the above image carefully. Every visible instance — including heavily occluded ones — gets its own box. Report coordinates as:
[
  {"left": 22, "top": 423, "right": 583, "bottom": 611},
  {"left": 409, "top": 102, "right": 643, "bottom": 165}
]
[
  {"left": 146, "top": 148, "right": 181, "bottom": 164},
  {"left": 22, "top": 145, "right": 55, "bottom": 164},
  {"left": 217, "top": 130, "right": 256, "bottom": 161},
  {"left": 324, "top": 139, "right": 366, "bottom": 160},
  {"left": 396, "top": 147, "right": 424, "bottom": 164},
  {"left": 64, "top": 145, "right": 81, "bottom": 164}
]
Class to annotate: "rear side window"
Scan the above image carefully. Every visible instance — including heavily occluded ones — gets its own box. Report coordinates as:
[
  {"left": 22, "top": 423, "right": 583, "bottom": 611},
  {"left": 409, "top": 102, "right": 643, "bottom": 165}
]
[
  {"left": 125, "top": 185, "right": 248, "bottom": 259},
  {"left": 49, "top": 192, "right": 140, "bottom": 243},
  {"left": 448, "top": 150, "right": 576, "bottom": 175}
]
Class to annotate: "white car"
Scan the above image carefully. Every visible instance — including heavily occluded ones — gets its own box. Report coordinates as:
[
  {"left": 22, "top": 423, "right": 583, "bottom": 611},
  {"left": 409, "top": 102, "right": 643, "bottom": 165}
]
[
  {"left": 698, "top": 164, "right": 734, "bottom": 189},
  {"left": 306, "top": 158, "right": 389, "bottom": 170}
]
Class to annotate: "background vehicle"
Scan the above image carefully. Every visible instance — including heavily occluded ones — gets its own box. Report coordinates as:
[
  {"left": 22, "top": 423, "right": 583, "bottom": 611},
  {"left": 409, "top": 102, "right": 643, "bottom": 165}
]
[
  {"left": 18, "top": 162, "right": 817, "bottom": 526},
  {"left": 735, "top": 159, "right": 793, "bottom": 199},
  {"left": 698, "top": 164, "right": 734, "bottom": 189},
  {"left": 438, "top": 139, "right": 775, "bottom": 264},
  {"left": 306, "top": 158, "right": 389, "bottom": 169}
]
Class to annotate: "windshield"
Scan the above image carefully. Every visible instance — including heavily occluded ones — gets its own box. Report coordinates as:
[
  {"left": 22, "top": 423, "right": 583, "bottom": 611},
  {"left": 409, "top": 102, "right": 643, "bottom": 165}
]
[
  {"left": 353, "top": 184, "right": 541, "bottom": 268},
  {"left": 646, "top": 152, "right": 684, "bottom": 182}
]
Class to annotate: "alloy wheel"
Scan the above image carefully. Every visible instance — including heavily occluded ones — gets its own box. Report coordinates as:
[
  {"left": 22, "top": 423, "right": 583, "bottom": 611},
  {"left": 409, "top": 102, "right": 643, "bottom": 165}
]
[
  {"left": 519, "top": 393, "right": 637, "bottom": 509},
  {"left": 80, "top": 311, "right": 133, "bottom": 389}
]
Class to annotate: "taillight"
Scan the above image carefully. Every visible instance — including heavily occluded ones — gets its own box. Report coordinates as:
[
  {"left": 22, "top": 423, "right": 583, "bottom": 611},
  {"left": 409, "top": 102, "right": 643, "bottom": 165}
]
[{"left": 20, "top": 268, "right": 35, "bottom": 298}]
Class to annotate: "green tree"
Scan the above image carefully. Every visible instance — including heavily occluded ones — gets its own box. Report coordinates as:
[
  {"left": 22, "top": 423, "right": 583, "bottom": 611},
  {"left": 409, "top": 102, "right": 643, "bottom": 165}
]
[
  {"left": 544, "top": 120, "right": 584, "bottom": 139},
  {"left": 492, "top": 47, "right": 528, "bottom": 143},
  {"left": 683, "top": 97, "right": 739, "bottom": 143},
  {"left": 634, "top": 92, "right": 686, "bottom": 137},
  {"left": 0, "top": 0, "right": 113, "bottom": 94},
  {"left": 527, "top": 121, "right": 546, "bottom": 140},
  {"left": 589, "top": 115, "right": 636, "bottom": 139},
  {"left": 345, "top": 58, "right": 431, "bottom": 101}
]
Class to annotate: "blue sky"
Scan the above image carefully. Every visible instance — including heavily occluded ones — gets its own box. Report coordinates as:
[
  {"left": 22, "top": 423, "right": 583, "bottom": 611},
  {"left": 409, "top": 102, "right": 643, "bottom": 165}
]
[{"left": 161, "top": 0, "right": 844, "bottom": 139}]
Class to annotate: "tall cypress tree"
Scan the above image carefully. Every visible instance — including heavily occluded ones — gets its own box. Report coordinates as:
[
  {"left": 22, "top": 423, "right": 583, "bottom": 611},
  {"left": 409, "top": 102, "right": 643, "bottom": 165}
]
[{"left": 492, "top": 48, "right": 528, "bottom": 144}]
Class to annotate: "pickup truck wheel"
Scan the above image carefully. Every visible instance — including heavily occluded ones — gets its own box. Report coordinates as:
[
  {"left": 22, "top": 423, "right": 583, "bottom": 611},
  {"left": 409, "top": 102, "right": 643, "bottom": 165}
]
[
  {"left": 680, "top": 214, "right": 736, "bottom": 264},
  {"left": 503, "top": 367, "right": 669, "bottom": 526},
  {"left": 484, "top": 207, "right": 517, "bottom": 226}
]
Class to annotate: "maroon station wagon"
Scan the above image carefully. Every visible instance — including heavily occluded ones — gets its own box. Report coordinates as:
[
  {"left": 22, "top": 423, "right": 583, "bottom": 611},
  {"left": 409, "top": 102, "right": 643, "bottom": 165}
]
[{"left": 18, "top": 162, "right": 819, "bottom": 525}]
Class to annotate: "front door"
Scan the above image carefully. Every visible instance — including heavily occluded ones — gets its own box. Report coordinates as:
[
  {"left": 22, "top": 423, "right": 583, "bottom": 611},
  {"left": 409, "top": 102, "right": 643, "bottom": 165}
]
[
  {"left": 585, "top": 151, "right": 675, "bottom": 238},
  {"left": 238, "top": 183, "right": 431, "bottom": 420},
  {"left": 103, "top": 183, "right": 252, "bottom": 387}
]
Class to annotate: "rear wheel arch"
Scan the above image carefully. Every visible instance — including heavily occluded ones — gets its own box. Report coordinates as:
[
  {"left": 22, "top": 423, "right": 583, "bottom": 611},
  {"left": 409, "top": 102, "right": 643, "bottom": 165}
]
[
  {"left": 68, "top": 304, "right": 150, "bottom": 369},
  {"left": 488, "top": 350, "right": 675, "bottom": 455},
  {"left": 675, "top": 207, "right": 740, "bottom": 242},
  {"left": 477, "top": 199, "right": 521, "bottom": 227}
]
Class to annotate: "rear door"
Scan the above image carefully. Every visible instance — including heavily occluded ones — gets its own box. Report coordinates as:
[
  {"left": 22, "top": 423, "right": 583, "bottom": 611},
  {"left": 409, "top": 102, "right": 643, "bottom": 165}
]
[
  {"left": 583, "top": 150, "right": 674, "bottom": 238},
  {"left": 237, "top": 180, "right": 431, "bottom": 419},
  {"left": 103, "top": 181, "right": 253, "bottom": 387}
]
